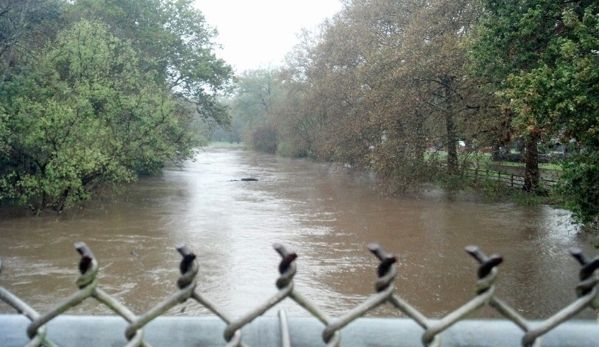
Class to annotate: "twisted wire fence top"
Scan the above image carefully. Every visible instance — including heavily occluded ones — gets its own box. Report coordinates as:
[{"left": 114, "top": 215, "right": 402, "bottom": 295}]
[{"left": 0, "top": 241, "right": 598, "bottom": 347}]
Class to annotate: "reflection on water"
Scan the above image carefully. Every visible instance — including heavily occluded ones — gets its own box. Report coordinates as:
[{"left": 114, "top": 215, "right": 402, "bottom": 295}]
[{"left": 0, "top": 147, "right": 595, "bottom": 319}]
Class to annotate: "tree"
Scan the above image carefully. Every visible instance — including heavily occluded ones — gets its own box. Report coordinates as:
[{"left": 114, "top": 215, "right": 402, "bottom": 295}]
[
  {"left": 65, "top": 0, "right": 233, "bottom": 126},
  {"left": 293, "top": 0, "right": 416, "bottom": 169},
  {"left": 233, "top": 68, "right": 281, "bottom": 127},
  {"left": 276, "top": 30, "right": 333, "bottom": 158},
  {"left": 273, "top": 0, "right": 493, "bottom": 192},
  {"left": 0, "top": 20, "right": 201, "bottom": 211},
  {"left": 230, "top": 67, "right": 283, "bottom": 152},
  {"left": 471, "top": 0, "right": 599, "bottom": 226},
  {"left": 0, "top": 0, "right": 64, "bottom": 81},
  {"left": 500, "top": 4, "right": 599, "bottom": 222},
  {"left": 470, "top": 0, "right": 580, "bottom": 192},
  {"left": 0, "top": 0, "right": 235, "bottom": 212},
  {"left": 379, "top": 0, "right": 491, "bottom": 176}
]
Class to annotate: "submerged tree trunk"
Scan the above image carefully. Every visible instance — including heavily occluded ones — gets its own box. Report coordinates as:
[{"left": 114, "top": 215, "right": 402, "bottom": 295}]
[{"left": 523, "top": 135, "right": 539, "bottom": 192}]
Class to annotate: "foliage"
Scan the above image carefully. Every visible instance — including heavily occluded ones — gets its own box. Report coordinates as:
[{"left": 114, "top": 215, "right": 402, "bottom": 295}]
[
  {"left": 0, "top": 20, "right": 202, "bottom": 211},
  {"left": 217, "top": 0, "right": 598, "bottom": 229},
  {"left": 0, "top": 0, "right": 233, "bottom": 212},
  {"left": 220, "top": 0, "right": 506, "bottom": 195},
  {"left": 471, "top": 0, "right": 599, "bottom": 221},
  {"left": 0, "top": 0, "right": 64, "bottom": 78},
  {"left": 65, "top": 0, "right": 233, "bottom": 126},
  {"left": 503, "top": 6, "right": 599, "bottom": 147},
  {"left": 229, "top": 68, "right": 285, "bottom": 152},
  {"left": 233, "top": 0, "right": 495, "bottom": 194},
  {"left": 560, "top": 153, "right": 599, "bottom": 224},
  {"left": 233, "top": 68, "right": 281, "bottom": 124},
  {"left": 250, "top": 123, "right": 278, "bottom": 154}
]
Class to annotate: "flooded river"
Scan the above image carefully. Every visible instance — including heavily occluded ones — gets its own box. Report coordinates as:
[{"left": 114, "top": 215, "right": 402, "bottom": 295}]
[{"left": 0, "top": 146, "right": 595, "bottom": 319}]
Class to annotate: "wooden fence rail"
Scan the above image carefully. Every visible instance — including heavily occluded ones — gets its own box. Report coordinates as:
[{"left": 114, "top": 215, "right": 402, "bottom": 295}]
[{"left": 464, "top": 168, "right": 558, "bottom": 189}]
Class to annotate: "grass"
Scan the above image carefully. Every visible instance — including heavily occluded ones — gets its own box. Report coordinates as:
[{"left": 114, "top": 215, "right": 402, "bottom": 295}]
[
  {"left": 473, "top": 155, "right": 562, "bottom": 171},
  {"left": 475, "top": 178, "right": 562, "bottom": 205},
  {"left": 429, "top": 151, "right": 563, "bottom": 171}
]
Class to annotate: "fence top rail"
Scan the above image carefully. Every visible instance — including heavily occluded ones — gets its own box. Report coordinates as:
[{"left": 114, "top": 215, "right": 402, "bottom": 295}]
[{"left": 2, "top": 315, "right": 599, "bottom": 347}]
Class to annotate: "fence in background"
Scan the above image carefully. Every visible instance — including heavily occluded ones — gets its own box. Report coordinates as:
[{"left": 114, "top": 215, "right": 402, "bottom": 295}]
[
  {"left": 1, "top": 242, "right": 598, "bottom": 347},
  {"left": 465, "top": 168, "right": 559, "bottom": 189}
]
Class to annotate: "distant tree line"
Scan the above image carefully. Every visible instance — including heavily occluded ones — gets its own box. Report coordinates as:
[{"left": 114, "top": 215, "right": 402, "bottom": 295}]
[
  {"left": 0, "top": 0, "right": 233, "bottom": 212},
  {"left": 228, "top": 0, "right": 599, "bottom": 227}
]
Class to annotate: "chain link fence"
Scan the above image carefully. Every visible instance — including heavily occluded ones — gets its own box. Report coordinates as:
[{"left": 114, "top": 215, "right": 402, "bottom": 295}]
[{"left": 1, "top": 242, "right": 598, "bottom": 347}]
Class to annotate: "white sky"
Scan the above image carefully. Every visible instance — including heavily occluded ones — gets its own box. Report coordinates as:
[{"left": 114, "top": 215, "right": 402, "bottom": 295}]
[{"left": 195, "top": 0, "right": 343, "bottom": 73}]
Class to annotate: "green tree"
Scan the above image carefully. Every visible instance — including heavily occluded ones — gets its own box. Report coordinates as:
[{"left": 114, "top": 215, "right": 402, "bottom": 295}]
[
  {"left": 0, "top": 20, "right": 200, "bottom": 211},
  {"left": 233, "top": 68, "right": 280, "bottom": 127},
  {"left": 65, "top": 0, "right": 233, "bottom": 126},
  {"left": 503, "top": 5, "right": 599, "bottom": 223},
  {"left": 231, "top": 68, "right": 283, "bottom": 153},
  {"left": 0, "top": 0, "right": 64, "bottom": 81},
  {"left": 471, "top": 0, "right": 576, "bottom": 192},
  {"left": 471, "top": 0, "right": 599, "bottom": 221}
]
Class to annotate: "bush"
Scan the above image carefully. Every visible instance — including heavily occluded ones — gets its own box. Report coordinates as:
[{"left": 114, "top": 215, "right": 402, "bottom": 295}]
[
  {"left": 560, "top": 153, "right": 599, "bottom": 225},
  {"left": 249, "top": 123, "right": 278, "bottom": 154}
]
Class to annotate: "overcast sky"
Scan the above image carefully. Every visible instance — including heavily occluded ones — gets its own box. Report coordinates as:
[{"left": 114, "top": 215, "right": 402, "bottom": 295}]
[{"left": 195, "top": 0, "right": 342, "bottom": 73}]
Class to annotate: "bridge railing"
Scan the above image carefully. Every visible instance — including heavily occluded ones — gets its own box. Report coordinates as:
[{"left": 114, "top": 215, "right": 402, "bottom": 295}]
[{"left": 1, "top": 242, "right": 598, "bottom": 347}]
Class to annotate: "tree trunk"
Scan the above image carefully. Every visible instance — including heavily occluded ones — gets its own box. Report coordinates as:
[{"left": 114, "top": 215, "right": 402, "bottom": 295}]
[
  {"left": 491, "top": 143, "right": 502, "bottom": 161},
  {"left": 523, "top": 135, "right": 539, "bottom": 192},
  {"left": 444, "top": 76, "right": 458, "bottom": 174},
  {"left": 446, "top": 112, "right": 458, "bottom": 173},
  {"left": 414, "top": 112, "right": 426, "bottom": 163}
]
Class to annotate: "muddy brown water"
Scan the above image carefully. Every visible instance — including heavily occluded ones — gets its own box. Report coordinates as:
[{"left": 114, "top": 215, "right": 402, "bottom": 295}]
[{"left": 0, "top": 147, "right": 595, "bottom": 319}]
